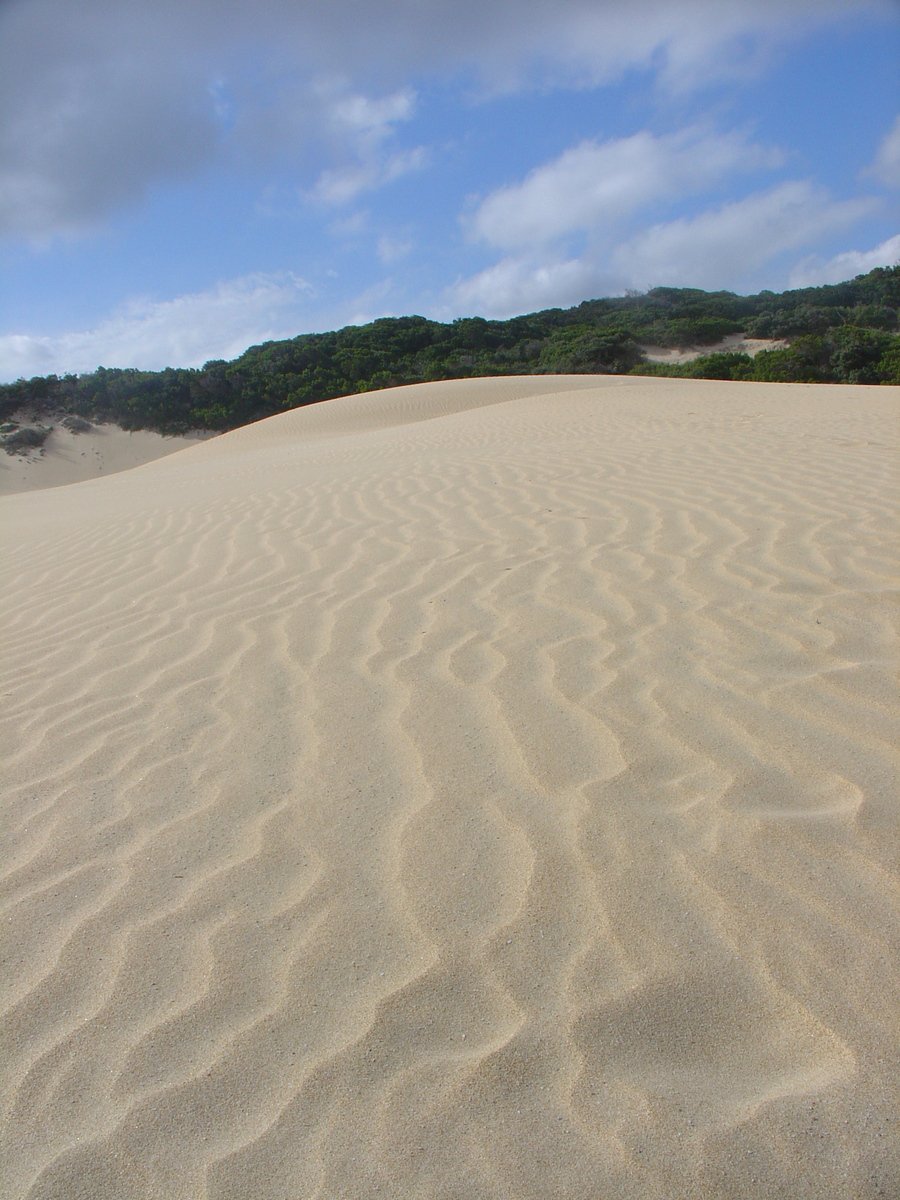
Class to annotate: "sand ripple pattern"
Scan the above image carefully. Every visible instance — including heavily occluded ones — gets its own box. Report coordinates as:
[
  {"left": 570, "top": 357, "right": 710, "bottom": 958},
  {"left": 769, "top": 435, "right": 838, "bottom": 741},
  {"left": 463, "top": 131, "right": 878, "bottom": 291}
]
[{"left": 1, "top": 376, "right": 898, "bottom": 1199}]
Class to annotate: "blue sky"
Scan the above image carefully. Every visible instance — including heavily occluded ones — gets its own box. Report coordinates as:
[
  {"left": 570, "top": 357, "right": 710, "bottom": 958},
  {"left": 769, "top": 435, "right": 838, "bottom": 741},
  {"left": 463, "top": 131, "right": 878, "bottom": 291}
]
[{"left": 0, "top": 0, "right": 897, "bottom": 382}]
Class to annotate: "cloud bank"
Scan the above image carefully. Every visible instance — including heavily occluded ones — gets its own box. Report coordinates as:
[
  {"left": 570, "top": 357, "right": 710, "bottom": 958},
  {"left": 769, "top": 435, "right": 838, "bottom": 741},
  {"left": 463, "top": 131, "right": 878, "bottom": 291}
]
[
  {"left": 0, "top": 274, "right": 314, "bottom": 379},
  {"left": 1, "top": 0, "right": 891, "bottom": 238},
  {"left": 450, "top": 130, "right": 884, "bottom": 316}
]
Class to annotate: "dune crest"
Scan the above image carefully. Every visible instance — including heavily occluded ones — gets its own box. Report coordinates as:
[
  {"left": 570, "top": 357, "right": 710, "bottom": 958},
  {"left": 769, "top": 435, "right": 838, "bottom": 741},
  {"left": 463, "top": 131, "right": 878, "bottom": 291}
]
[{"left": 1, "top": 375, "right": 898, "bottom": 1199}]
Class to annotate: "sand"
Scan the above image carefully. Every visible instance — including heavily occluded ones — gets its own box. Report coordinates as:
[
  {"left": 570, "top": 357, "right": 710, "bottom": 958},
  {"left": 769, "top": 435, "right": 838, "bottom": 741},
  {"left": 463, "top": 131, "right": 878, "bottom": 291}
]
[
  {"left": 640, "top": 335, "right": 789, "bottom": 365},
  {"left": 1, "top": 375, "right": 898, "bottom": 1199},
  {"left": 0, "top": 419, "right": 210, "bottom": 496}
]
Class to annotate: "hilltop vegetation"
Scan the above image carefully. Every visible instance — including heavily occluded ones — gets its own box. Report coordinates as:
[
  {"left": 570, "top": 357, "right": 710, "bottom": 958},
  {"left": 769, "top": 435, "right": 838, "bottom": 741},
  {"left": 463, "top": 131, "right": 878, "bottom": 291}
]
[{"left": 1, "top": 267, "right": 897, "bottom": 435}]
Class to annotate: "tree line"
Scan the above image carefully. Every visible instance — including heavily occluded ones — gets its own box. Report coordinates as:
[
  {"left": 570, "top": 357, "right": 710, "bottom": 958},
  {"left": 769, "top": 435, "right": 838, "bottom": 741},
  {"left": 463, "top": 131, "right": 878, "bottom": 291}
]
[{"left": 1, "top": 267, "right": 897, "bottom": 434}]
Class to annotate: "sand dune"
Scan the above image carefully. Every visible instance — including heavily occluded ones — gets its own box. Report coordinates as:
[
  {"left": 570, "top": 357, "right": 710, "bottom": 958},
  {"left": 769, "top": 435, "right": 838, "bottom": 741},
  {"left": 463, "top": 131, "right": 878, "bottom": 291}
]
[
  {"left": 0, "top": 419, "right": 209, "bottom": 496},
  {"left": 640, "top": 334, "right": 788, "bottom": 365},
  {"left": 1, "top": 375, "right": 898, "bottom": 1199}
]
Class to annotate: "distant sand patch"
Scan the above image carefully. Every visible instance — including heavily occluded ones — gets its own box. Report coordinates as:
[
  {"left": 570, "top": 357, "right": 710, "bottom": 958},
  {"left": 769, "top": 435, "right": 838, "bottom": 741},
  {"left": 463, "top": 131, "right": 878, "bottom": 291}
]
[
  {"left": 0, "top": 413, "right": 213, "bottom": 494},
  {"left": 641, "top": 334, "right": 788, "bottom": 364}
]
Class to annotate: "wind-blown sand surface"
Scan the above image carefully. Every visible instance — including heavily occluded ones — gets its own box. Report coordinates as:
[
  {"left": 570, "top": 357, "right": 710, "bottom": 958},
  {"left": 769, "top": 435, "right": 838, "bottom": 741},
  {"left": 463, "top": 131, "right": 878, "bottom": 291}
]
[
  {"left": 0, "top": 420, "right": 209, "bottom": 495},
  {"left": 1, "top": 375, "right": 898, "bottom": 1199}
]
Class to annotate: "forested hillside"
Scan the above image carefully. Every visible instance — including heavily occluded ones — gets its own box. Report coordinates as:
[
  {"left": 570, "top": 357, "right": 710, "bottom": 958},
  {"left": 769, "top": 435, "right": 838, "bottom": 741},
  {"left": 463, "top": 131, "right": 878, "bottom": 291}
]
[{"left": 2, "top": 267, "right": 897, "bottom": 436}]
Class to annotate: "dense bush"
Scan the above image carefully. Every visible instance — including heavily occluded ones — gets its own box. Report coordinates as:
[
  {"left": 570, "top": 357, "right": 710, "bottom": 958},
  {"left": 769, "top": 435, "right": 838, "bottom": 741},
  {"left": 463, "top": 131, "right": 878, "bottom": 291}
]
[{"left": 631, "top": 326, "right": 900, "bottom": 385}]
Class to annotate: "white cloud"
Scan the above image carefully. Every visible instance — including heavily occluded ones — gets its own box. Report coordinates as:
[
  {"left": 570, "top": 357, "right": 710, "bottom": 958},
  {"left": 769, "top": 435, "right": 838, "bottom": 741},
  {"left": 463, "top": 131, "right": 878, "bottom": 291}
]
[
  {"left": 448, "top": 255, "right": 618, "bottom": 319},
  {"left": 468, "top": 128, "right": 781, "bottom": 250},
  {"left": 299, "top": 82, "right": 427, "bottom": 206},
  {"left": 788, "top": 232, "right": 900, "bottom": 288},
  {"left": 0, "top": 273, "right": 315, "bottom": 381},
  {"left": 610, "top": 182, "right": 875, "bottom": 290},
  {"left": 325, "top": 87, "right": 416, "bottom": 138},
  {"left": 309, "top": 146, "right": 428, "bottom": 207},
  {"left": 377, "top": 235, "right": 414, "bottom": 264},
  {"left": 868, "top": 115, "right": 900, "bottom": 189}
]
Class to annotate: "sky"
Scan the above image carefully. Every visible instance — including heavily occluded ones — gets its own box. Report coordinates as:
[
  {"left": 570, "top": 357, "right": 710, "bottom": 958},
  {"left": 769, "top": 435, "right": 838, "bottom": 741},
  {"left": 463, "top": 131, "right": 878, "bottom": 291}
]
[{"left": 0, "top": 0, "right": 898, "bottom": 382}]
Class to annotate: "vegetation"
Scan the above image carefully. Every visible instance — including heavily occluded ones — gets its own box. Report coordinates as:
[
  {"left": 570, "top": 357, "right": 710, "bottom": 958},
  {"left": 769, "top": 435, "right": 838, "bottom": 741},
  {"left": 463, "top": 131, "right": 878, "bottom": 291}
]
[
  {"left": 636, "top": 325, "right": 900, "bottom": 385},
  {"left": 1, "top": 267, "right": 897, "bottom": 435},
  {"left": 0, "top": 423, "right": 50, "bottom": 453}
]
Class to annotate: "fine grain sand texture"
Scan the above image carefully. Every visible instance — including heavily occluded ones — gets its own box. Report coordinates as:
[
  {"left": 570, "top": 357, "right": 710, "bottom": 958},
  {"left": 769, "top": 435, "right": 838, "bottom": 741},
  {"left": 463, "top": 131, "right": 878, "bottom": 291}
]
[
  {"left": 0, "top": 422, "right": 209, "bottom": 496},
  {"left": 1, "top": 375, "right": 898, "bottom": 1199}
]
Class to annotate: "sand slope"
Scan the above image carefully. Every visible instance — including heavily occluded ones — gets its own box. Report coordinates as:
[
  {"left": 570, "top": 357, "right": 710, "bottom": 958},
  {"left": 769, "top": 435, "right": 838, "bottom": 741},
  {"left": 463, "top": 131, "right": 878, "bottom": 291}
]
[
  {"left": 640, "top": 334, "right": 788, "bottom": 365},
  {"left": 1, "top": 375, "right": 898, "bottom": 1199},
  {"left": 0, "top": 420, "right": 210, "bottom": 496}
]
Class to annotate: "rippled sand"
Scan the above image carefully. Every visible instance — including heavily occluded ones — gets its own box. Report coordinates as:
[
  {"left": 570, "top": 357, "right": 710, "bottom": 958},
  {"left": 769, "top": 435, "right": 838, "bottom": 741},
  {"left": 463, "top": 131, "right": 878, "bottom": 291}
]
[{"left": 1, "top": 376, "right": 898, "bottom": 1199}]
